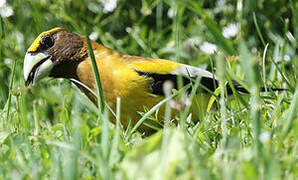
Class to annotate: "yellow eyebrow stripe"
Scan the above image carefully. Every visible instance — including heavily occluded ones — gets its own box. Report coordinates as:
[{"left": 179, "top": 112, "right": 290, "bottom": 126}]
[{"left": 27, "top": 27, "right": 62, "bottom": 52}]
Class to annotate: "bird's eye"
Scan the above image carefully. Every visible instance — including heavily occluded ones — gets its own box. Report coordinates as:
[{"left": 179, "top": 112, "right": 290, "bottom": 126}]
[{"left": 40, "top": 35, "right": 54, "bottom": 50}]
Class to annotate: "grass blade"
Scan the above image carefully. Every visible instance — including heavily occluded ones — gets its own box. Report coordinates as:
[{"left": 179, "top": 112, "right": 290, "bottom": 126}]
[
  {"left": 126, "top": 84, "right": 191, "bottom": 140},
  {"left": 85, "top": 35, "right": 105, "bottom": 112},
  {"left": 6, "top": 60, "right": 17, "bottom": 123},
  {"left": 253, "top": 12, "right": 266, "bottom": 47},
  {"left": 239, "top": 41, "right": 262, "bottom": 158},
  {"left": 262, "top": 43, "right": 269, "bottom": 91},
  {"left": 281, "top": 85, "right": 298, "bottom": 139},
  {"left": 216, "top": 55, "right": 227, "bottom": 146},
  {"left": 271, "top": 60, "right": 294, "bottom": 92}
]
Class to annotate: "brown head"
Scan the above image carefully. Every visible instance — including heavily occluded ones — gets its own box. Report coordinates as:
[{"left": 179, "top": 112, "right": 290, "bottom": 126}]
[{"left": 23, "top": 27, "right": 88, "bottom": 86}]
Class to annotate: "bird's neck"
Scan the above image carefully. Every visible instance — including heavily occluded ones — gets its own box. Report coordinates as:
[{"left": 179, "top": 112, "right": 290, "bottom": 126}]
[{"left": 49, "top": 60, "right": 81, "bottom": 79}]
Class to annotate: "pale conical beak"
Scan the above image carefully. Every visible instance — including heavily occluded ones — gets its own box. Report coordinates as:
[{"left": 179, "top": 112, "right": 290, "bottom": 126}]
[{"left": 23, "top": 52, "right": 53, "bottom": 87}]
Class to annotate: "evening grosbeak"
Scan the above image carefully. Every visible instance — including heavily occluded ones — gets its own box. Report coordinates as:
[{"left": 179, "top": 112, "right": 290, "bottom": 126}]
[{"left": 23, "top": 27, "right": 270, "bottom": 133}]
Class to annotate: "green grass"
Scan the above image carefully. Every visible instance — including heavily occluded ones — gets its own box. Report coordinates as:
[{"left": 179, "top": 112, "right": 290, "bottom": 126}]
[{"left": 0, "top": 0, "right": 297, "bottom": 179}]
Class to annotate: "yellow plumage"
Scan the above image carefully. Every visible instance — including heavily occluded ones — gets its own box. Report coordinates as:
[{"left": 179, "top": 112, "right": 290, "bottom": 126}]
[
  {"left": 75, "top": 42, "right": 191, "bottom": 131},
  {"left": 23, "top": 28, "right": 222, "bottom": 133}
]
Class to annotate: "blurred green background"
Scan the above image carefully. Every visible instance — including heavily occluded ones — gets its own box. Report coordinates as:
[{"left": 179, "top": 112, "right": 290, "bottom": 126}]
[
  {"left": 0, "top": 0, "right": 296, "bottom": 108},
  {"left": 0, "top": 0, "right": 297, "bottom": 179}
]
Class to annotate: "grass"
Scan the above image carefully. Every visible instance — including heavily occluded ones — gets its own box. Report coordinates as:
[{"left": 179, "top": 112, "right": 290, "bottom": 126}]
[{"left": 0, "top": 0, "right": 297, "bottom": 179}]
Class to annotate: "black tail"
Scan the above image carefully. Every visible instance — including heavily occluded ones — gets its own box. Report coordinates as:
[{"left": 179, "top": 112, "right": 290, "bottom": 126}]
[
  {"left": 228, "top": 81, "right": 287, "bottom": 95},
  {"left": 135, "top": 70, "right": 286, "bottom": 96},
  {"left": 260, "top": 87, "right": 287, "bottom": 92}
]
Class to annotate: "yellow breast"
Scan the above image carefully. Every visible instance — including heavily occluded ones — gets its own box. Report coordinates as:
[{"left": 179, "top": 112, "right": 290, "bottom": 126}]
[{"left": 76, "top": 46, "right": 166, "bottom": 131}]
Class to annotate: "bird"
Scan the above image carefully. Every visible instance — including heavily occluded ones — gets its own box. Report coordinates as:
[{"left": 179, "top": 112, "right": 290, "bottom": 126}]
[{"left": 23, "top": 27, "right": 278, "bottom": 134}]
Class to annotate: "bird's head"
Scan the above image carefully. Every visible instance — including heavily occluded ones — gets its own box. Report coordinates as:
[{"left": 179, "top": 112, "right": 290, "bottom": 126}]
[{"left": 23, "top": 27, "right": 88, "bottom": 86}]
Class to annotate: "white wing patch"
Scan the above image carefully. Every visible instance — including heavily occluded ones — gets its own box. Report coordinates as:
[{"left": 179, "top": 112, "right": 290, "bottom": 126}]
[{"left": 172, "top": 64, "right": 217, "bottom": 79}]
